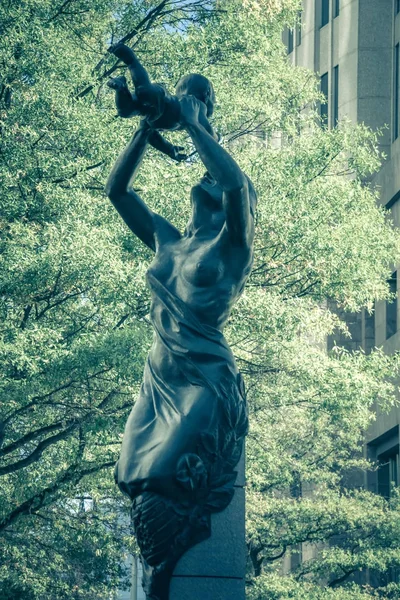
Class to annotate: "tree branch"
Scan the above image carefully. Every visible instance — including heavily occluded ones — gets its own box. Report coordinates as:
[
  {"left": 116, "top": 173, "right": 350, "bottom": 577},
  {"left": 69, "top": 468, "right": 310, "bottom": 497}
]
[
  {"left": 0, "top": 459, "right": 115, "bottom": 532},
  {"left": 0, "top": 420, "right": 69, "bottom": 457},
  {"left": 328, "top": 568, "right": 358, "bottom": 587},
  {"left": 0, "top": 425, "right": 78, "bottom": 476}
]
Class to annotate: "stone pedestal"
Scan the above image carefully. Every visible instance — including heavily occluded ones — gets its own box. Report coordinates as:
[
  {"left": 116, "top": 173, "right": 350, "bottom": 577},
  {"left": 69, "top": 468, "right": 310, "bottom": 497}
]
[{"left": 169, "top": 454, "right": 246, "bottom": 600}]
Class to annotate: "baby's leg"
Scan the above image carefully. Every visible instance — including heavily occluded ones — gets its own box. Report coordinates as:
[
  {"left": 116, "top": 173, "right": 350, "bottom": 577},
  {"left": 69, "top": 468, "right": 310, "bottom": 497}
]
[
  {"left": 108, "top": 43, "right": 151, "bottom": 89},
  {"left": 107, "top": 76, "right": 141, "bottom": 118}
]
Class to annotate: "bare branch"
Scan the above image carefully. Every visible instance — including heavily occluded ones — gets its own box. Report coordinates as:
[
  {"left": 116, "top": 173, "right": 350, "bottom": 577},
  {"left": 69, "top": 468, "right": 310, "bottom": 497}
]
[{"left": 47, "top": 0, "right": 76, "bottom": 23}]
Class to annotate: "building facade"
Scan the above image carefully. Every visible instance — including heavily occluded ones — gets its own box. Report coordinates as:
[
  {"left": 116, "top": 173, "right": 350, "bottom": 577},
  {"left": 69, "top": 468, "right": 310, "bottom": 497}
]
[
  {"left": 283, "top": 1, "right": 400, "bottom": 579},
  {"left": 285, "top": 0, "right": 400, "bottom": 500}
]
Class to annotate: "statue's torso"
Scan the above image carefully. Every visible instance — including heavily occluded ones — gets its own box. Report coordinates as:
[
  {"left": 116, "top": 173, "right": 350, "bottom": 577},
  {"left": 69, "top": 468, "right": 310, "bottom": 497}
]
[
  {"left": 146, "top": 230, "right": 252, "bottom": 382},
  {"left": 149, "top": 229, "right": 252, "bottom": 326}
]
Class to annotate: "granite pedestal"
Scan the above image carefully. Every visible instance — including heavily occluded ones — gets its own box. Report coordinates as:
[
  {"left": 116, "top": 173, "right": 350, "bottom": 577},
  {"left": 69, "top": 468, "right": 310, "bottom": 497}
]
[{"left": 169, "top": 453, "right": 246, "bottom": 600}]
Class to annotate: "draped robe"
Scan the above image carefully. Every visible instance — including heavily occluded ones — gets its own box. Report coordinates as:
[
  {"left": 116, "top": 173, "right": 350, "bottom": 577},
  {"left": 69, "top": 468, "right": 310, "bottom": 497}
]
[{"left": 115, "top": 259, "right": 248, "bottom": 506}]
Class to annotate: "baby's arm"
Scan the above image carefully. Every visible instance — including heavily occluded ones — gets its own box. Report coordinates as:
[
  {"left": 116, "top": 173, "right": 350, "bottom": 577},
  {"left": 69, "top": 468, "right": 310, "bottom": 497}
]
[{"left": 148, "top": 131, "right": 187, "bottom": 162}]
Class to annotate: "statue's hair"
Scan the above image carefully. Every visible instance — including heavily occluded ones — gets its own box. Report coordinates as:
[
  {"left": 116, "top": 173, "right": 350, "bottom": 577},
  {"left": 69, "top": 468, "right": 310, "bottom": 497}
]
[{"left": 175, "top": 74, "right": 216, "bottom": 117}]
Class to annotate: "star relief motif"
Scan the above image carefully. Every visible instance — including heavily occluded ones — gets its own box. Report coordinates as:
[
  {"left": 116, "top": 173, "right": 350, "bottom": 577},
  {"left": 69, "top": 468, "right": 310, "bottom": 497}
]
[{"left": 176, "top": 453, "right": 208, "bottom": 492}]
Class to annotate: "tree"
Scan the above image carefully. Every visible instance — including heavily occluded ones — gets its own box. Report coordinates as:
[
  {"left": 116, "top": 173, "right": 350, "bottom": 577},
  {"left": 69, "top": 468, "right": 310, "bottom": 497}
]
[{"left": 1, "top": 0, "right": 400, "bottom": 598}]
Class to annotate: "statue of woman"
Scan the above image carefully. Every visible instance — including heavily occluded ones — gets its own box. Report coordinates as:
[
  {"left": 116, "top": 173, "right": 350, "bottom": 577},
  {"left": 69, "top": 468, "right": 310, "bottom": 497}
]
[{"left": 106, "top": 74, "right": 257, "bottom": 600}]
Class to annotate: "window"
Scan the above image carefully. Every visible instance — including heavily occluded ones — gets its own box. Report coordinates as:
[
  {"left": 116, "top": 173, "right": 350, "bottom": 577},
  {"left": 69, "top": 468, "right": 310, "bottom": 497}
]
[
  {"left": 290, "top": 476, "right": 302, "bottom": 570},
  {"left": 334, "top": 0, "right": 340, "bottom": 17},
  {"left": 369, "top": 428, "right": 399, "bottom": 501},
  {"left": 290, "top": 476, "right": 302, "bottom": 500},
  {"left": 396, "top": 0, "right": 400, "bottom": 15},
  {"left": 288, "top": 28, "right": 294, "bottom": 54},
  {"left": 377, "top": 443, "right": 400, "bottom": 585},
  {"left": 283, "top": 28, "right": 294, "bottom": 55},
  {"left": 291, "top": 543, "right": 303, "bottom": 570},
  {"left": 296, "top": 10, "right": 302, "bottom": 46},
  {"left": 378, "top": 450, "right": 399, "bottom": 499},
  {"left": 320, "top": 72, "right": 329, "bottom": 127},
  {"left": 321, "top": 0, "right": 329, "bottom": 27},
  {"left": 333, "top": 65, "right": 339, "bottom": 127},
  {"left": 394, "top": 44, "right": 399, "bottom": 141},
  {"left": 363, "top": 307, "right": 375, "bottom": 355},
  {"left": 386, "top": 271, "right": 397, "bottom": 339}
]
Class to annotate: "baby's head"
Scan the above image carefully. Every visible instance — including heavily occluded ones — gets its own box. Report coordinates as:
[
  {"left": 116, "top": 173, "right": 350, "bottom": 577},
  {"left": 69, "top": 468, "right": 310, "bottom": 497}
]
[{"left": 175, "top": 74, "right": 215, "bottom": 117}]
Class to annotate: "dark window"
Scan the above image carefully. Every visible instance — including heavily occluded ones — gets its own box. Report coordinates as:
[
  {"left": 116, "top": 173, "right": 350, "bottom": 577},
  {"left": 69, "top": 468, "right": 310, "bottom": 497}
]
[
  {"left": 394, "top": 44, "right": 399, "bottom": 141},
  {"left": 333, "top": 65, "right": 339, "bottom": 127},
  {"left": 396, "top": 0, "right": 400, "bottom": 15},
  {"left": 378, "top": 449, "right": 399, "bottom": 499},
  {"left": 290, "top": 476, "right": 302, "bottom": 570},
  {"left": 386, "top": 272, "right": 397, "bottom": 339},
  {"left": 321, "top": 0, "right": 329, "bottom": 27},
  {"left": 288, "top": 28, "right": 294, "bottom": 54},
  {"left": 320, "top": 72, "right": 329, "bottom": 127},
  {"left": 291, "top": 544, "right": 303, "bottom": 570},
  {"left": 290, "top": 476, "right": 302, "bottom": 500},
  {"left": 363, "top": 307, "right": 375, "bottom": 355},
  {"left": 296, "top": 10, "right": 302, "bottom": 46},
  {"left": 334, "top": 0, "right": 340, "bottom": 17}
]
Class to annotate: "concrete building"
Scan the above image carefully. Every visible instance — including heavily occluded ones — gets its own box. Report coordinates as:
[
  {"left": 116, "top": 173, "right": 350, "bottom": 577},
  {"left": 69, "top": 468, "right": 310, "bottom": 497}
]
[
  {"left": 283, "top": 0, "right": 400, "bottom": 580},
  {"left": 117, "top": 555, "right": 145, "bottom": 600}
]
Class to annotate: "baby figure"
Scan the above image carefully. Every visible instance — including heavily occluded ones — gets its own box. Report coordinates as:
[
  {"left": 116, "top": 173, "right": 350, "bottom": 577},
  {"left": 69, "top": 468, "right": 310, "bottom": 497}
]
[{"left": 107, "top": 43, "right": 217, "bottom": 162}]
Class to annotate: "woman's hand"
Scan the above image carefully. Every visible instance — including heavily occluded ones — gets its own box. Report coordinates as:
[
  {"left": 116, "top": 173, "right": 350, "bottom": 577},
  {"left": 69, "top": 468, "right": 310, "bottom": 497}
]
[{"left": 179, "top": 95, "right": 207, "bottom": 128}]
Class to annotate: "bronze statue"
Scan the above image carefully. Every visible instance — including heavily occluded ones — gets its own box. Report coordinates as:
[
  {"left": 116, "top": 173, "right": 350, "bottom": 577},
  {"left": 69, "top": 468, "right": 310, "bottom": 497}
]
[{"left": 106, "top": 43, "right": 256, "bottom": 600}]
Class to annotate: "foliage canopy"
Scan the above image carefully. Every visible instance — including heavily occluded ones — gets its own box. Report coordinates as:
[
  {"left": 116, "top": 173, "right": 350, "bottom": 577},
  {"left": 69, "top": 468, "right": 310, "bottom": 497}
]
[{"left": 1, "top": 0, "right": 400, "bottom": 598}]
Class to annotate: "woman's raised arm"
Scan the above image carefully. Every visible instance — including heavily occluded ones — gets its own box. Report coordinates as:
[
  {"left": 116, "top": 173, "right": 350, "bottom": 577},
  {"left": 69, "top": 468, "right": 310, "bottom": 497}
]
[
  {"left": 105, "top": 122, "right": 180, "bottom": 251},
  {"left": 180, "top": 96, "right": 253, "bottom": 250},
  {"left": 105, "top": 122, "right": 156, "bottom": 250}
]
